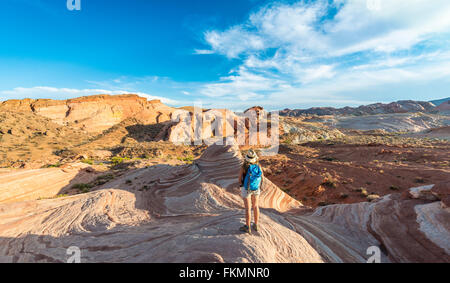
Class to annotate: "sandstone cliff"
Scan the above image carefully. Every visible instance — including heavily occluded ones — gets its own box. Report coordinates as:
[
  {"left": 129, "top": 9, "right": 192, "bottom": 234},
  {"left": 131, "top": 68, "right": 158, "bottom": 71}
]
[{"left": 0, "top": 95, "right": 175, "bottom": 133}]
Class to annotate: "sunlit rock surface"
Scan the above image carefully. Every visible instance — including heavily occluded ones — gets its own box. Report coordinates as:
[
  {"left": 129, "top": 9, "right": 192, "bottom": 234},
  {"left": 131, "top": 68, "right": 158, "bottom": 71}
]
[
  {"left": 0, "top": 95, "right": 175, "bottom": 133},
  {"left": 0, "top": 145, "right": 448, "bottom": 263}
]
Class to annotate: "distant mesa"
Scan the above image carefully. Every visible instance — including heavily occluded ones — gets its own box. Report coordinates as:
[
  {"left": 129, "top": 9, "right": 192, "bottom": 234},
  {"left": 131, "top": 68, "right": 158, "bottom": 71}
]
[
  {"left": 430, "top": 97, "right": 450, "bottom": 107},
  {"left": 280, "top": 100, "right": 439, "bottom": 117}
]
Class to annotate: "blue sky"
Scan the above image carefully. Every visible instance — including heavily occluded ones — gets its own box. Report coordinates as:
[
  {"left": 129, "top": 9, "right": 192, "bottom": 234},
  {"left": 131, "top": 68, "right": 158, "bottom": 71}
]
[{"left": 1, "top": 0, "right": 450, "bottom": 110}]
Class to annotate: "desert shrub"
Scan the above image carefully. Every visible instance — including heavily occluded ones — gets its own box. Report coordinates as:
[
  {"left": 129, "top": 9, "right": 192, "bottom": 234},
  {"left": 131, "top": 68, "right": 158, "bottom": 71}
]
[
  {"left": 72, "top": 183, "right": 93, "bottom": 193},
  {"left": 322, "top": 157, "right": 339, "bottom": 162},
  {"left": 322, "top": 180, "right": 337, "bottom": 188},
  {"left": 282, "top": 134, "right": 295, "bottom": 145},
  {"left": 360, "top": 189, "right": 369, "bottom": 197},
  {"left": 81, "top": 158, "right": 94, "bottom": 165},
  {"left": 94, "top": 174, "right": 114, "bottom": 186},
  {"left": 111, "top": 156, "right": 130, "bottom": 166},
  {"left": 38, "top": 194, "right": 68, "bottom": 200},
  {"left": 339, "top": 193, "right": 349, "bottom": 199},
  {"left": 414, "top": 178, "right": 425, "bottom": 184},
  {"left": 45, "top": 162, "right": 62, "bottom": 168},
  {"left": 178, "top": 155, "right": 194, "bottom": 164},
  {"left": 389, "top": 186, "right": 400, "bottom": 191},
  {"left": 55, "top": 194, "right": 68, "bottom": 198},
  {"left": 354, "top": 187, "right": 368, "bottom": 196},
  {"left": 281, "top": 187, "right": 291, "bottom": 193},
  {"left": 97, "top": 173, "right": 114, "bottom": 181}
]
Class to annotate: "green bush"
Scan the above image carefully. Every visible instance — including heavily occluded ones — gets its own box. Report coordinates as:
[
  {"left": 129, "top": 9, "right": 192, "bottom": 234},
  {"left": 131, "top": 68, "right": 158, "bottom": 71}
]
[
  {"left": 55, "top": 194, "right": 68, "bottom": 198},
  {"left": 111, "top": 156, "right": 130, "bottom": 166},
  {"left": 72, "top": 183, "right": 93, "bottom": 193},
  {"left": 81, "top": 159, "right": 94, "bottom": 165},
  {"left": 94, "top": 174, "right": 115, "bottom": 186},
  {"left": 96, "top": 174, "right": 114, "bottom": 181},
  {"left": 46, "top": 162, "right": 62, "bottom": 168},
  {"left": 178, "top": 155, "right": 195, "bottom": 164}
]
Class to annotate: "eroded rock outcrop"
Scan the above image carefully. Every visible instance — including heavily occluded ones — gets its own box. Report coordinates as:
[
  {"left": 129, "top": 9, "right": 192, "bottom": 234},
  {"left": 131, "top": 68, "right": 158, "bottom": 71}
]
[
  {"left": 0, "top": 145, "right": 448, "bottom": 263},
  {"left": 168, "top": 108, "right": 278, "bottom": 146},
  {"left": 0, "top": 95, "right": 175, "bottom": 133}
]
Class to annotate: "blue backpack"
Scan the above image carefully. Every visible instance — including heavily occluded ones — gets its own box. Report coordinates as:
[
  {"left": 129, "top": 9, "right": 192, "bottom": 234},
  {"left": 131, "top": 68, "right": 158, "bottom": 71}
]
[{"left": 243, "top": 164, "right": 262, "bottom": 191}]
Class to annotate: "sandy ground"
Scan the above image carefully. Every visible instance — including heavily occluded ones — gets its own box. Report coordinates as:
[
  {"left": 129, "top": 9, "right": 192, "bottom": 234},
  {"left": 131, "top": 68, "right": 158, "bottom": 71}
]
[{"left": 260, "top": 141, "right": 449, "bottom": 207}]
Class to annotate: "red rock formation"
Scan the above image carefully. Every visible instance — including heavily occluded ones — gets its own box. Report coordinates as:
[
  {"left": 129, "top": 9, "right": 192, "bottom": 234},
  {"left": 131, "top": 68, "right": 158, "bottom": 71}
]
[
  {"left": 436, "top": 100, "right": 450, "bottom": 112},
  {"left": 0, "top": 95, "right": 176, "bottom": 133}
]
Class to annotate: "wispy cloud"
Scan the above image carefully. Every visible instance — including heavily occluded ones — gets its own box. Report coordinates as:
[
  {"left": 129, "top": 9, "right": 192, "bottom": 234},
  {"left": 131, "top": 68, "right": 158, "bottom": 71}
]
[
  {"left": 194, "top": 0, "right": 450, "bottom": 109},
  {"left": 193, "top": 49, "right": 215, "bottom": 55}
]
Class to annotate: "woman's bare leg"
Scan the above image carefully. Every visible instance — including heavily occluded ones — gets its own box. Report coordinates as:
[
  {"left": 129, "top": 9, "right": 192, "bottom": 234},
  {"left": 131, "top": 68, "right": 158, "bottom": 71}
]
[
  {"left": 243, "top": 197, "right": 251, "bottom": 228},
  {"left": 252, "top": 194, "right": 260, "bottom": 226}
]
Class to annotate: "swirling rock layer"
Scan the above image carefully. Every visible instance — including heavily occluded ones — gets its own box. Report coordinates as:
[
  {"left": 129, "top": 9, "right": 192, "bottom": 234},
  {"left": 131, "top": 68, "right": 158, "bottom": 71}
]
[{"left": 0, "top": 145, "right": 448, "bottom": 263}]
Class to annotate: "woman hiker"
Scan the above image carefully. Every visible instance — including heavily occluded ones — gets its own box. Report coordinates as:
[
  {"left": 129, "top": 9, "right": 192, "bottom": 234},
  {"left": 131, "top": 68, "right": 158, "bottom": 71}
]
[{"left": 239, "top": 150, "right": 263, "bottom": 234}]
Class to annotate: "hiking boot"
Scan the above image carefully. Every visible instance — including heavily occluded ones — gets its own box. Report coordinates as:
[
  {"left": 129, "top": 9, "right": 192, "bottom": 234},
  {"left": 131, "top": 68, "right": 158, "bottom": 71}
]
[
  {"left": 239, "top": 225, "right": 252, "bottom": 234},
  {"left": 252, "top": 223, "right": 259, "bottom": 232}
]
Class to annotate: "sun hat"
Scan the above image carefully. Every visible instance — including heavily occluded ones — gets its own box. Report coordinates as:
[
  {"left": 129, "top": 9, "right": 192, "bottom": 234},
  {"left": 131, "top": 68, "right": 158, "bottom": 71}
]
[{"left": 245, "top": 149, "right": 259, "bottom": 164}]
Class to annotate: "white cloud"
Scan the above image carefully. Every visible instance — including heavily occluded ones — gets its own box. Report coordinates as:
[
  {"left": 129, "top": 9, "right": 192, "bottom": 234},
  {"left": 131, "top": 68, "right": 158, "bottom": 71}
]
[
  {"left": 205, "top": 27, "right": 266, "bottom": 58},
  {"left": 194, "top": 0, "right": 450, "bottom": 108},
  {"left": 200, "top": 66, "right": 282, "bottom": 99},
  {"left": 327, "top": 0, "right": 450, "bottom": 55},
  {"left": 300, "top": 65, "right": 336, "bottom": 84},
  {"left": 204, "top": 0, "right": 450, "bottom": 58},
  {"left": 266, "top": 57, "right": 450, "bottom": 107},
  {"left": 193, "top": 49, "right": 215, "bottom": 55}
]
